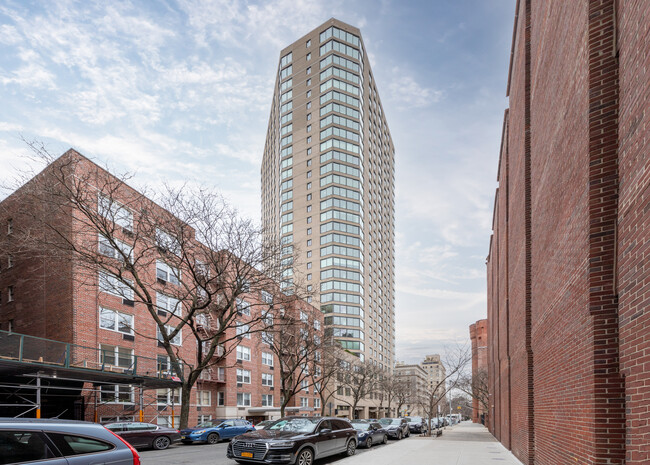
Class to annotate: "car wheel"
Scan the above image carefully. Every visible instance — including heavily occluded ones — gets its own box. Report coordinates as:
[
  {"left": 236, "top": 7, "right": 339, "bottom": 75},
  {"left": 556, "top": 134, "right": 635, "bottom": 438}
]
[
  {"left": 366, "top": 437, "right": 372, "bottom": 448},
  {"left": 207, "top": 433, "right": 220, "bottom": 444},
  {"left": 297, "top": 448, "right": 313, "bottom": 465},
  {"left": 344, "top": 439, "right": 356, "bottom": 457},
  {"left": 152, "top": 435, "right": 171, "bottom": 450},
  {"left": 383, "top": 434, "right": 388, "bottom": 444}
]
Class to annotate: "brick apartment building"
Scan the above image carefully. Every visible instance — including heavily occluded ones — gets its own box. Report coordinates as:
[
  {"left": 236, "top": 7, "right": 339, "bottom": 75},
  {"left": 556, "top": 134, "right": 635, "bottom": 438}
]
[
  {"left": 0, "top": 149, "right": 322, "bottom": 427},
  {"left": 469, "top": 319, "right": 487, "bottom": 424},
  {"left": 487, "top": 1, "right": 650, "bottom": 464}
]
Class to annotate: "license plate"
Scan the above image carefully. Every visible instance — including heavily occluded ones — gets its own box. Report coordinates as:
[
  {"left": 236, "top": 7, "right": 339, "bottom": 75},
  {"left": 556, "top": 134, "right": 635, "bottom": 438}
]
[
  {"left": 241, "top": 452, "right": 253, "bottom": 458},
  {"left": 181, "top": 436, "right": 186, "bottom": 439}
]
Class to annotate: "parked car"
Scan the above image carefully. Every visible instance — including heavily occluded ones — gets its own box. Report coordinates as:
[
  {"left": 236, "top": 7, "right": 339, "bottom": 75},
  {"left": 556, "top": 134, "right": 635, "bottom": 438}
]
[
  {"left": 226, "top": 416, "right": 357, "bottom": 465},
  {"left": 350, "top": 420, "right": 387, "bottom": 448},
  {"left": 253, "top": 420, "right": 274, "bottom": 430},
  {"left": 404, "top": 416, "right": 428, "bottom": 434},
  {"left": 103, "top": 421, "right": 181, "bottom": 450},
  {"left": 180, "top": 419, "right": 254, "bottom": 444},
  {"left": 378, "top": 418, "right": 410, "bottom": 440},
  {"left": 0, "top": 417, "right": 140, "bottom": 464}
]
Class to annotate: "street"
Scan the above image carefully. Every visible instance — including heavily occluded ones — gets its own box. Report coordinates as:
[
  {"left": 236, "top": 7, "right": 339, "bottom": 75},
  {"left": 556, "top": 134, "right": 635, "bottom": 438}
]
[{"left": 139, "top": 434, "right": 405, "bottom": 465}]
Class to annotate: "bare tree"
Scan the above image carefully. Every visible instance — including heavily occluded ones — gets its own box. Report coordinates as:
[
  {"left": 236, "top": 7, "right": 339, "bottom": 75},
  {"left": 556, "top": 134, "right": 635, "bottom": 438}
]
[
  {"left": 3, "top": 145, "right": 301, "bottom": 428},
  {"left": 262, "top": 301, "right": 323, "bottom": 417},
  {"left": 379, "top": 373, "right": 407, "bottom": 418},
  {"left": 418, "top": 345, "right": 471, "bottom": 436},
  {"left": 308, "top": 339, "right": 345, "bottom": 416},
  {"left": 458, "top": 368, "right": 489, "bottom": 423},
  {"left": 337, "top": 359, "right": 381, "bottom": 419}
]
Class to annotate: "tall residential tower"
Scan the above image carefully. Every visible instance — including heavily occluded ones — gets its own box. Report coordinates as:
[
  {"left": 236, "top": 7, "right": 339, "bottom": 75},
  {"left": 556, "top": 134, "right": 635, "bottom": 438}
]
[{"left": 261, "top": 19, "right": 395, "bottom": 371}]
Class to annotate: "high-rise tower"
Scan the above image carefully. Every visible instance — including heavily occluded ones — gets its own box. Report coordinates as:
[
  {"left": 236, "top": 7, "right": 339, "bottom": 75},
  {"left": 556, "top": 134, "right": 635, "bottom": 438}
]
[{"left": 262, "top": 18, "right": 395, "bottom": 371}]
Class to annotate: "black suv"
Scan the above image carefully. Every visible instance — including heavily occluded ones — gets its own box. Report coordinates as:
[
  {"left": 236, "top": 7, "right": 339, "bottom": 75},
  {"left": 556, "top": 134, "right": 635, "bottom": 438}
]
[
  {"left": 378, "top": 418, "right": 410, "bottom": 440},
  {"left": 226, "top": 416, "right": 357, "bottom": 465},
  {"left": 404, "top": 416, "right": 428, "bottom": 434}
]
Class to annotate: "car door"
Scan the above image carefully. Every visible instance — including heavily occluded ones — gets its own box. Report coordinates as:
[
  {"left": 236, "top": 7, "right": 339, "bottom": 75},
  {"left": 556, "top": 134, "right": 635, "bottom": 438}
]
[
  {"left": 124, "top": 423, "right": 157, "bottom": 448},
  {"left": 234, "top": 420, "right": 248, "bottom": 436},
  {"left": 370, "top": 422, "right": 382, "bottom": 442},
  {"left": 0, "top": 430, "right": 69, "bottom": 465},
  {"left": 220, "top": 420, "right": 236, "bottom": 439},
  {"left": 314, "top": 420, "right": 334, "bottom": 457},
  {"left": 330, "top": 420, "right": 350, "bottom": 452}
]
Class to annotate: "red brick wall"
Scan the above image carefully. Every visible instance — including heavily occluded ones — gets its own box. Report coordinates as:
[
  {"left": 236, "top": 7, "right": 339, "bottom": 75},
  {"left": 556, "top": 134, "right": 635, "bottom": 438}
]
[
  {"left": 470, "top": 319, "right": 487, "bottom": 423},
  {"left": 488, "top": 0, "right": 650, "bottom": 463},
  {"left": 616, "top": 2, "right": 650, "bottom": 462}
]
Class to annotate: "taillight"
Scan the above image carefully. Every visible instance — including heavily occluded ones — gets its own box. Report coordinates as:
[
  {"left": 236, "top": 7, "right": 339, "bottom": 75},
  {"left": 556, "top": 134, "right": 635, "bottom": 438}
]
[{"left": 105, "top": 427, "right": 141, "bottom": 465}]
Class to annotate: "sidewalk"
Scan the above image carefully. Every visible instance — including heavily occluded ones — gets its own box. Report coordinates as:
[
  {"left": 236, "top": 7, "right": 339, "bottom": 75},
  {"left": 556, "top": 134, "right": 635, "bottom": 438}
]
[{"left": 335, "top": 422, "right": 523, "bottom": 465}]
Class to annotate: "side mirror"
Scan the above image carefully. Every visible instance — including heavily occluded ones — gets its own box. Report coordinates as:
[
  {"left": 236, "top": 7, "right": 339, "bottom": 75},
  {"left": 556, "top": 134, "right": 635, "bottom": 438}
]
[{"left": 320, "top": 428, "right": 332, "bottom": 434}]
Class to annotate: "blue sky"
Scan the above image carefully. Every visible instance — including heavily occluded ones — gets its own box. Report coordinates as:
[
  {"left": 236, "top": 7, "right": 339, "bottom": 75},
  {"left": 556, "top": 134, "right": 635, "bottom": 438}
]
[{"left": 0, "top": 0, "right": 515, "bottom": 363}]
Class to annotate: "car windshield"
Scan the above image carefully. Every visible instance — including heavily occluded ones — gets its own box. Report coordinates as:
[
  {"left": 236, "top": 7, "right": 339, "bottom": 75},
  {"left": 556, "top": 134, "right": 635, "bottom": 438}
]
[
  {"left": 351, "top": 422, "right": 372, "bottom": 431},
  {"left": 379, "top": 418, "right": 401, "bottom": 426},
  {"left": 409, "top": 417, "right": 422, "bottom": 422},
  {"left": 196, "top": 419, "right": 225, "bottom": 428},
  {"left": 267, "top": 418, "right": 319, "bottom": 433}
]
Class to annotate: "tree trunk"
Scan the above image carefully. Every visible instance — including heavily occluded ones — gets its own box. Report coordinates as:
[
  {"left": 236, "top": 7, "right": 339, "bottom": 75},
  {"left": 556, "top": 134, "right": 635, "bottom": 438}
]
[{"left": 180, "top": 383, "right": 192, "bottom": 429}]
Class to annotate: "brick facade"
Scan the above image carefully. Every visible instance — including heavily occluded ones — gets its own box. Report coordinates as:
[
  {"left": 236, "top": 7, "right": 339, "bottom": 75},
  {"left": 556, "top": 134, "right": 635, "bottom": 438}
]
[
  {"left": 469, "top": 319, "right": 487, "bottom": 423},
  {"left": 0, "top": 150, "right": 322, "bottom": 426},
  {"left": 488, "top": 1, "right": 649, "bottom": 464}
]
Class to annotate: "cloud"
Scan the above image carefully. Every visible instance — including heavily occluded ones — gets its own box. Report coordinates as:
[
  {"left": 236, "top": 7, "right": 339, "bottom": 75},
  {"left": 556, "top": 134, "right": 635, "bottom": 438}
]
[{"left": 386, "top": 69, "right": 444, "bottom": 109}]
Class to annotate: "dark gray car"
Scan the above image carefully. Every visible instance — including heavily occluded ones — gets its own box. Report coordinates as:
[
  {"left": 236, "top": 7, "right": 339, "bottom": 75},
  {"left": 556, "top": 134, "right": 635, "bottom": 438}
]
[
  {"left": 0, "top": 418, "right": 140, "bottom": 464},
  {"left": 378, "top": 418, "right": 410, "bottom": 440}
]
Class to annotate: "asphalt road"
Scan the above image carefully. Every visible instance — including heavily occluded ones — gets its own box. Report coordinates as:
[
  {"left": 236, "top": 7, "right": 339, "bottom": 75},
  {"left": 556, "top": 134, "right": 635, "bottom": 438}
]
[{"left": 139, "top": 435, "right": 412, "bottom": 465}]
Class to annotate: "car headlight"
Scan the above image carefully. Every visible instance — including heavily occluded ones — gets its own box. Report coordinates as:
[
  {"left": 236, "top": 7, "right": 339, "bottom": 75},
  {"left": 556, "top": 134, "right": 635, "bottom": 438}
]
[
  {"left": 269, "top": 441, "right": 295, "bottom": 448},
  {"left": 194, "top": 430, "right": 206, "bottom": 435}
]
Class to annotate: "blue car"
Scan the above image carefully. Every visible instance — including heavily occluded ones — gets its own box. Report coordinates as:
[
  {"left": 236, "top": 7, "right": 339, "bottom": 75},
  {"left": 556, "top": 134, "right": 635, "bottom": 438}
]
[
  {"left": 350, "top": 420, "right": 388, "bottom": 448},
  {"left": 180, "top": 419, "right": 254, "bottom": 444}
]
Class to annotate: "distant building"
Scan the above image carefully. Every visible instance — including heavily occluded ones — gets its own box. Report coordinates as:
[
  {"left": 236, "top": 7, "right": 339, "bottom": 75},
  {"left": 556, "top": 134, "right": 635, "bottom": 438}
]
[
  {"left": 469, "top": 320, "right": 487, "bottom": 423},
  {"left": 394, "top": 363, "right": 427, "bottom": 417},
  {"left": 422, "top": 354, "right": 446, "bottom": 398}
]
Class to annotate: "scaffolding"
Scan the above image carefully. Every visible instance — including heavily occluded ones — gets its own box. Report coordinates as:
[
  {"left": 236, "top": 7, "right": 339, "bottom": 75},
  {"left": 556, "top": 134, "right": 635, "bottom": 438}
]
[{"left": 0, "top": 329, "right": 183, "bottom": 422}]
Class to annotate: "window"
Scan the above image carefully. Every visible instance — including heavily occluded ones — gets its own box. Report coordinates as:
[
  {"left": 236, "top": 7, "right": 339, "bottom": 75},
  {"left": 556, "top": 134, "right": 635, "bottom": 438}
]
[
  {"left": 100, "top": 345, "right": 133, "bottom": 369},
  {"left": 7, "top": 218, "right": 13, "bottom": 235},
  {"left": 306, "top": 52, "right": 311, "bottom": 61},
  {"left": 307, "top": 194, "right": 312, "bottom": 201},
  {"left": 100, "top": 384, "right": 134, "bottom": 403},
  {"left": 307, "top": 217, "right": 312, "bottom": 225},
  {"left": 307, "top": 239, "right": 312, "bottom": 246},
  {"left": 307, "top": 274, "right": 312, "bottom": 281},
  {"left": 157, "top": 416, "right": 180, "bottom": 428},
  {"left": 307, "top": 147, "right": 312, "bottom": 155},
  {"left": 306, "top": 102, "right": 312, "bottom": 109},
  {"left": 306, "top": 136, "right": 312, "bottom": 143},
  {"left": 217, "top": 391, "right": 225, "bottom": 406},
  {"left": 7, "top": 255, "right": 13, "bottom": 268},
  {"left": 307, "top": 170, "right": 312, "bottom": 178},
  {"left": 7, "top": 286, "right": 14, "bottom": 302},
  {"left": 306, "top": 124, "right": 312, "bottom": 132},
  {"left": 157, "top": 324, "right": 182, "bottom": 346},
  {"left": 301, "top": 397, "right": 309, "bottom": 407},
  {"left": 197, "top": 390, "right": 211, "bottom": 406},
  {"left": 98, "top": 195, "right": 133, "bottom": 231},
  {"left": 237, "top": 346, "right": 251, "bottom": 361},
  {"left": 157, "top": 388, "right": 181, "bottom": 405},
  {"left": 99, "top": 307, "right": 133, "bottom": 335},
  {"left": 307, "top": 250, "right": 312, "bottom": 257},
  {"left": 306, "top": 66, "right": 312, "bottom": 75},
  {"left": 157, "top": 292, "right": 181, "bottom": 316},
  {"left": 307, "top": 78, "right": 312, "bottom": 86},
  {"left": 262, "top": 331, "right": 274, "bottom": 344},
  {"left": 262, "top": 352, "right": 274, "bottom": 366},
  {"left": 306, "top": 90, "right": 312, "bottom": 98},
  {"left": 307, "top": 228, "right": 312, "bottom": 235},
  {"left": 198, "top": 414, "right": 212, "bottom": 424},
  {"left": 237, "top": 392, "right": 251, "bottom": 406},
  {"left": 306, "top": 39, "right": 311, "bottom": 48},
  {"left": 237, "top": 369, "right": 251, "bottom": 384},
  {"left": 314, "top": 398, "right": 321, "bottom": 409},
  {"left": 99, "top": 272, "right": 134, "bottom": 300},
  {"left": 236, "top": 298, "right": 251, "bottom": 315},
  {"left": 262, "top": 394, "right": 273, "bottom": 407},
  {"left": 262, "top": 290, "right": 273, "bottom": 304},
  {"left": 307, "top": 113, "right": 312, "bottom": 121},
  {"left": 156, "top": 261, "right": 180, "bottom": 285},
  {"left": 262, "top": 373, "right": 274, "bottom": 387},
  {"left": 237, "top": 323, "right": 251, "bottom": 338},
  {"left": 314, "top": 320, "right": 321, "bottom": 331},
  {"left": 156, "top": 228, "right": 181, "bottom": 256},
  {"left": 307, "top": 262, "right": 312, "bottom": 269}
]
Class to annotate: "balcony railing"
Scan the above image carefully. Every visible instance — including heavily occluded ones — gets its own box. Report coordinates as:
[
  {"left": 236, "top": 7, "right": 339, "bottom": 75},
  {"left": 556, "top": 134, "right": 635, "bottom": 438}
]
[{"left": 0, "top": 330, "right": 188, "bottom": 381}]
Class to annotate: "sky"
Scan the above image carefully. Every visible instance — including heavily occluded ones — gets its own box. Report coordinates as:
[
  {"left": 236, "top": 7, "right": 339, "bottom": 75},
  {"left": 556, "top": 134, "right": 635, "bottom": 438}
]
[{"left": 0, "top": 0, "right": 516, "bottom": 364}]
